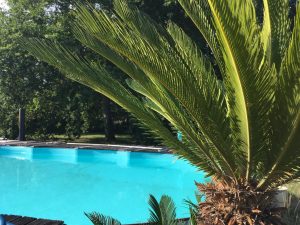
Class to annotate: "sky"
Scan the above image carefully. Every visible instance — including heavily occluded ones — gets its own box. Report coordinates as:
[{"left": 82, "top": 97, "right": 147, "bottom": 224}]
[{"left": 0, "top": 0, "right": 8, "bottom": 10}]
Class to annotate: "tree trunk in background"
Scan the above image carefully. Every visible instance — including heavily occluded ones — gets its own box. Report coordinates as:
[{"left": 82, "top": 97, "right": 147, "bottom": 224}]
[
  {"left": 18, "top": 108, "right": 25, "bottom": 141},
  {"left": 102, "top": 97, "right": 115, "bottom": 142}
]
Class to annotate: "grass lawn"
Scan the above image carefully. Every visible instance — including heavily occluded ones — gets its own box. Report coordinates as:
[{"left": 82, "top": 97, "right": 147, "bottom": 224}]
[{"left": 52, "top": 133, "right": 135, "bottom": 145}]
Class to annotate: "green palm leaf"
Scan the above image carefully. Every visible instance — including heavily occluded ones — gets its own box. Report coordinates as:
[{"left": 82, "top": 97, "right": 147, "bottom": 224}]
[
  {"left": 148, "top": 195, "right": 177, "bottom": 225},
  {"left": 203, "top": 0, "right": 277, "bottom": 181},
  {"left": 85, "top": 212, "right": 121, "bottom": 225},
  {"left": 258, "top": 2, "right": 300, "bottom": 189},
  {"left": 178, "top": 0, "right": 224, "bottom": 74},
  {"left": 74, "top": 0, "right": 239, "bottom": 179},
  {"left": 184, "top": 198, "right": 200, "bottom": 225},
  {"left": 261, "top": 0, "right": 291, "bottom": 69}
]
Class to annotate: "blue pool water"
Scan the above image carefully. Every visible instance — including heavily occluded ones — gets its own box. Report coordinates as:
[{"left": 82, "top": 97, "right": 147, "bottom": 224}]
[{"left": 0, "top": 146, "right": 208, "bottom": 225}]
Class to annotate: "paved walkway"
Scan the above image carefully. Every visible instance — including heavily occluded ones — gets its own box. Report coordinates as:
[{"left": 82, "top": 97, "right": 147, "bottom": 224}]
[{"left": 0, "top": 140, "right": 170, "bottom": 153}]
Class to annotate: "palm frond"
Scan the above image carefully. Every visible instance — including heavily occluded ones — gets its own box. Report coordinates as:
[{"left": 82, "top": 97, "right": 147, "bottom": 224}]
[
  {"left": 74, "top": 0, "right": 240, "bottom": 180},
  {"left": 73, "top": 25, "right": 147, "bottom": 84},
  {"left": 85, "top": 212, "right": 121, "bottom": 225},
  {"left": 261, "top": 0, "right": 291, "bottom": 69},
  {"left": 74, "top": 6, "right": 229, "bottom": 176},
  {"left": 148, "top": 195, "right": 177, "bottom": 225},
  {"left": 203, "top": 0, "right": 277, "bottom": 181},
  {"left": 258, "top": 2, "right": 300, "bottom": 189},
  {"left": 184, "top": 198, "right": 200, "bottom": 225},
  {"left": 177, "top": 0, "right": 224, "bottom": 74},
  {"left": 20, "top": 38, "right": 221, "bottom": 176}
]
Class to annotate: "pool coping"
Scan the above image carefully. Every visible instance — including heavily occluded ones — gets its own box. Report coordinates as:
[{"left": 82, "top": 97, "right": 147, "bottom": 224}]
[
  {"left": 2, "top": 214, "right": 64, "bottom": 225},
  {"left": 0, "top": 140, "right": 171, "bottom": 154}
]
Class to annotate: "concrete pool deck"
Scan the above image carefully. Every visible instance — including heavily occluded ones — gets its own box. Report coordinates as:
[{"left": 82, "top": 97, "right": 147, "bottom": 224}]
[{"left": 0, "top": 140, "right": 170, "bottom": 153}]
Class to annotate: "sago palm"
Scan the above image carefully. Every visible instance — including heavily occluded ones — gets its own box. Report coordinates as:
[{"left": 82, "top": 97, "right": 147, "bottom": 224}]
[
  {"left": 21, "top": 0, "right": 299, "bottom": 224},
  {"left": 85, "top": 195, "right": 181, "bottom": 225}
]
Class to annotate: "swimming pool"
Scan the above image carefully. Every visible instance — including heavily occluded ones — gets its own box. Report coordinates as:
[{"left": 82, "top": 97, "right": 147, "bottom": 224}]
[{"left": 0, "top": 146, "right": 208, "bottom": 225}]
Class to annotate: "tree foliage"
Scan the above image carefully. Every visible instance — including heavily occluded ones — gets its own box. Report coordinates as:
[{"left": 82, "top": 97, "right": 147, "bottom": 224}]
[
  {"left": 0, "top": 0, "right": 107, "bottom": 139},
  {"left": 0, "top": 0, "right": 182, "bottom": 141}
]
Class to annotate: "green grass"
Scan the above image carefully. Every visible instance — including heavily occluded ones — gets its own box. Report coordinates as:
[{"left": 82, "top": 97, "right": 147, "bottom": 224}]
[{"left": 53, "top": 133, "right": 135, "bottom": 145}]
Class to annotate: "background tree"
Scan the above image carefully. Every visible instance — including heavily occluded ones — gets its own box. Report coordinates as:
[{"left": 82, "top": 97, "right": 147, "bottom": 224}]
[
  {"left": 0, "top": 0, "right": 92, "bottom": 139},
  {"left": 0, "top": 0, "right": 126, "bottom": 141},
  {"left": 0, "top": 0, "right": 195, "bottom": 143}
]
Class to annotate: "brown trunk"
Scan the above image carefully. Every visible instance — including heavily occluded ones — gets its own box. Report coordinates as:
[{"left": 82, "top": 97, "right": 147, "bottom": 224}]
[
  {"left": 18, "top": 108, "right": 25, "bottom": 141},
  {"left": 196, "top": 182, "right": 285, "bottom": 225},
  {"left": 102, "top": 97, "right": 115, "bottom": 142}
]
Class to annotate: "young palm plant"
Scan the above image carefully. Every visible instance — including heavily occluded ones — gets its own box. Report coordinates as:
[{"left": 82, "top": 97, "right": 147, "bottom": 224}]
[
  {"left": 21, "top": 0, "right": 300, "bottom": 224},
  {"left": 85, "top": 195, "right": 181, "bottom": 225}
]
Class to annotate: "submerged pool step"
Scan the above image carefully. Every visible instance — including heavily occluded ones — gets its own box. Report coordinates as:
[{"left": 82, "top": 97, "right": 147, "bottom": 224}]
[{"left": 3, "top": 215, "right": 64, "bottom": 225}]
